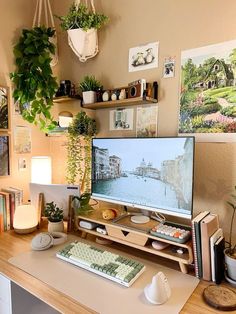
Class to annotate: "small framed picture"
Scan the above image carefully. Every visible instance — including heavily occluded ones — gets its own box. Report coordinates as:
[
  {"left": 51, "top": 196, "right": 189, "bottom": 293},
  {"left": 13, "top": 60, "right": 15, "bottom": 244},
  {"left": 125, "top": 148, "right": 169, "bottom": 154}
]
[
  {"left": 0, "top": 135, "right": 10, "bottom": 176},
  {"left": 0, "top": 86, "right": 10, "bottom": 130},
  {"left": 18, "top": 157, "right": 27, "bottom": 171},
  {"left": 163, "top": 61, "right": 175, "bottom": 78}
]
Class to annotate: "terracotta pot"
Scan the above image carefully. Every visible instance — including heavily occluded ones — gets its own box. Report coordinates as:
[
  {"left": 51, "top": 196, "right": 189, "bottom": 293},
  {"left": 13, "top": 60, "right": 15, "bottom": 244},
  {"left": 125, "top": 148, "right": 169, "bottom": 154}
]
[
  {"left": 48, "top": 220, "right": 64, "bottom": 233},
  {"left": 224, "top": 248, "right": 236, "bottom": 281}
]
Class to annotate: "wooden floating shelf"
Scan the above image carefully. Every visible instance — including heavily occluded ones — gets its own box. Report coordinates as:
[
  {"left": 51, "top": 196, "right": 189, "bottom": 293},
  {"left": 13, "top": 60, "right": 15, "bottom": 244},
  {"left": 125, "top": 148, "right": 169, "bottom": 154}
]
[
  {"left": 53, "top": 96, "right": 81, "bottom": 103},
  {"left": 82, "top": 97, "right": 158, "bottom": 110}
]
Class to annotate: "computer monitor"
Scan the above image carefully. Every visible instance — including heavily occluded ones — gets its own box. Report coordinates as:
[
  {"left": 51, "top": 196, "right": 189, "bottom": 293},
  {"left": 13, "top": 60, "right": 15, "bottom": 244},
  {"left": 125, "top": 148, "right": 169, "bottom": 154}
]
[
  {"left": 30, "top": 183, "right": 80, "bottom": 219},
  {"left": 91, "top": 137, "right": 194, "bottom": 220}
]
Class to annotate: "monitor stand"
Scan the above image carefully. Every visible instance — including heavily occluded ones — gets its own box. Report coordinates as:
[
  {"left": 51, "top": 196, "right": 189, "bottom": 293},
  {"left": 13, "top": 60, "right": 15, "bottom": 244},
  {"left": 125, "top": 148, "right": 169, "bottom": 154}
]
[{"left": 130, "top": 215, "right": 150, "bottom": 224}]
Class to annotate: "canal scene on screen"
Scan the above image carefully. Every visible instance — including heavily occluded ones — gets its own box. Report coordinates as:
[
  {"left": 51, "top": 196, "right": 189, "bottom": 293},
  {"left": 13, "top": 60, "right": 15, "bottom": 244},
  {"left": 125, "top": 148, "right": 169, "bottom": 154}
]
[{"left": 92, "top": 138, "right": 194, "bottom": 214}]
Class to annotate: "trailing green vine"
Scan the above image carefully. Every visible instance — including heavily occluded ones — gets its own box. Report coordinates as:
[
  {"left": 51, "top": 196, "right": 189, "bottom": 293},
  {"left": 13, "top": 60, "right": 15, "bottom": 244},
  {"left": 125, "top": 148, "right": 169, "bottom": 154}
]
[
  {"left": 10, "top": 26, "right": 58, "bottom": 132},
  {"left": 66, "top": 111, "right": 97, "bottom": 192}
]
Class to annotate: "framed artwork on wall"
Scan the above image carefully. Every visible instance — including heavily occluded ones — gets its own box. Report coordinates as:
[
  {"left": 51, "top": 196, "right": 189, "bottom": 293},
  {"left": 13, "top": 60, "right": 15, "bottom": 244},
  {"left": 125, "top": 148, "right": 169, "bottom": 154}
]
[
  {"left": 0, "top": 135, "right": 10, "bottom": 176},
  {"left": 0, "top": 86, "right": 9, "bottom": 131},
  {"left": 179, "top": 39, "right": 236, "bottom": 142}
]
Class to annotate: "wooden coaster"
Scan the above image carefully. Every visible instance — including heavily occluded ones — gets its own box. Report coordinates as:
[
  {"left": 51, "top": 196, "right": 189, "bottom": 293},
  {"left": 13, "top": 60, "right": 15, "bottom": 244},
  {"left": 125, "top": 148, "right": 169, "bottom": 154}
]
[
  {"left": 95, "top": 237, "right": 113, "bottom": 245},
  {"left": 203, "top": 285, "right": 236, "bottom": 311}
]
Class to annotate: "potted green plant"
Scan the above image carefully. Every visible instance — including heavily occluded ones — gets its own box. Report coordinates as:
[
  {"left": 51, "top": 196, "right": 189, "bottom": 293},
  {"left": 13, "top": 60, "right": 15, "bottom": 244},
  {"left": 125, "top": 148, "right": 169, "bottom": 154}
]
[
  {"left": 10, "top": 26, "right": 58, "bottom": 133},
  {"left": 56, "top": 1, "right": 109, "bottom": 62},
  {"left": 225, "top": 186, "right": 236, "bottom": 282},
  {"left": 79, "top": 75, "right": 102, "bottom": 104},
  {"left": 44, "top": 201, "right": 64, "bottom": 232},
  {"left": 66, "top": 111, "right": 97, "bottom": 193}
]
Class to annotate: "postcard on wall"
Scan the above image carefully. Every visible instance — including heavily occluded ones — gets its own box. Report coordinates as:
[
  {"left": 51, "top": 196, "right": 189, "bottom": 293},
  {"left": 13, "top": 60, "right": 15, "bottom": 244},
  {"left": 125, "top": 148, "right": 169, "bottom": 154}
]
[
  {"left": 163, "top": 59, "right": 175, "bottom": 78},
  {"left": 136, "top": 105, "right": 158, "bottom": 137},
  {"left": 18, "top": 157, "right": 27, "bottom": 171},
  {"left": 0, "top": 86, "right": 9, "bottom": 130},
  {"left": 0, "top": 135, "right": 10, "bottom": 176},
  {"left": 179, "top": 39, "right": 236, "bottom": 142},
  {"left": 14, "top": 126, "right": 31, "bottom": 153},
  {"left": 128, "top": 42, "right": 159, "bottom": 72},
  {"left": 109, "top": 108, "right": 134, "bottom": 131}
]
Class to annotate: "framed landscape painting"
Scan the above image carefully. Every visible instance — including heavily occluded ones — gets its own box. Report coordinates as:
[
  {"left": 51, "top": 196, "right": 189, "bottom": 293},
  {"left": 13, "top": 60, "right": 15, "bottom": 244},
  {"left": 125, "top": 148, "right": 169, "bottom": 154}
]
[
  {"left": 0, "top": 135, "right": 10, "bottom": 176},
  {"left": 179, "top": 39, "right": 236, "bottom": 142},
  {"left": 0, "top": 86, "right": 9, "bottom": 130}
]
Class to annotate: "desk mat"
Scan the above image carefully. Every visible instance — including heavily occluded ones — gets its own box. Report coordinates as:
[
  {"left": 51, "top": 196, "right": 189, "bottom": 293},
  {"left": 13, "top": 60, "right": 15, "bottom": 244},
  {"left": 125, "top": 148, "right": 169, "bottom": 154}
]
[{"left": 9, "top": 235, "right": 199, "bottom": 314}]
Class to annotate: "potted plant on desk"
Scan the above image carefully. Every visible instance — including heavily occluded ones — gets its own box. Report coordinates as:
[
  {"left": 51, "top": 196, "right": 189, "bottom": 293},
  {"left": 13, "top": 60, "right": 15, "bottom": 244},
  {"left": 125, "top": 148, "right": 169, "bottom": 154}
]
[
  {"left": 225, "top": 186, "right": 236, "bottom": 283},
  {"left": 44, "top": 201, "right": 64, "bottom": 232}
]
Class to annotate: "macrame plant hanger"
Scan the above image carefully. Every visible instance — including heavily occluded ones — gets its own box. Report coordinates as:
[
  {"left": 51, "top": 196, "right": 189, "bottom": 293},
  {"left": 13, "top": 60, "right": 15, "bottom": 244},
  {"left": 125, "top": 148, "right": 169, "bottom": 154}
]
[
  {"left": 67, "top": 0, "right": 99, "bottom": 62},
  {"left": 33, "top": 0, "right": 59, "bottom": 67}
]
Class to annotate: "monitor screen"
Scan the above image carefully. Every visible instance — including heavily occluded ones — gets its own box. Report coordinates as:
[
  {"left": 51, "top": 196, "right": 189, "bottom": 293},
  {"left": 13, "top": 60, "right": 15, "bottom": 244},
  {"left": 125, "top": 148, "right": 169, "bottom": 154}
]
[{"left": 91, "top": 137, "right": 194, "bottom": 219}]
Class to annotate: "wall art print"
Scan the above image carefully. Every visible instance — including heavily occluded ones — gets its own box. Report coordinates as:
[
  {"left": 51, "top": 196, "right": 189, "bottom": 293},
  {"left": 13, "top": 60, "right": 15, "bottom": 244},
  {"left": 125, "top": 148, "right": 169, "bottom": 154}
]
[
  {"left": 0, "top": 86, "right": 9, "bottom": 130},
  {"left": 179, "top": 39, "right": 236, "bottom": 142},
  {"left": 128, "top": 42, "right": 159, "bottom": 72},
  {"left": 0, "top": 135, "right": 10, "bottom": 176}
]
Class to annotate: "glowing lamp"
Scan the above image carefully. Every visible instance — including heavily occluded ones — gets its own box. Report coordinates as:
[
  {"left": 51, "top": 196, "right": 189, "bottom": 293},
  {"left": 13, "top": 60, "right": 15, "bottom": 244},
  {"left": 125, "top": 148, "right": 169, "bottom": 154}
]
[
  {"left": 13, "top": 204, "right": 38, "bottom": 234},
  {"left": 31, "top": 156, "right": 52, "bottom": 184}
]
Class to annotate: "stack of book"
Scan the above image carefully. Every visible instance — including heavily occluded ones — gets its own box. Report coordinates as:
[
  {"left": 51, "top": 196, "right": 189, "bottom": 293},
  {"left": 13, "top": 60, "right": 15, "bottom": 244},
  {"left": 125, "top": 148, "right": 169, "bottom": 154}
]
[
  {"left": 0, "top": 187, "right": 23, "bottom": 232},
  {"left": 191, "top": 211, "right": 225, "bottom": 284}
]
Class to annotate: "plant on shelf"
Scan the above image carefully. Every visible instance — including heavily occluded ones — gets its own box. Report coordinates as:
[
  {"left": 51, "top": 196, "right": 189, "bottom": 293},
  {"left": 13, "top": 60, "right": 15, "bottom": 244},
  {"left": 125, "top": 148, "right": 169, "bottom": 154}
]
[
  {"left": 56, "top": 2, "right": 109, "bottom": 62},
  {"left": 44, "top": 201, "right": 64, "bottom": 232},
  {"left": 79, "top": 75, "right": 102, "bottom": 104},
  {"left": 66, "top": 110, "right": 97, "bottom": 193},
  {"left": 10, "top": 26, "right": 58, "bottom": 133},
  {"left": 224, "top": 186, "right": 236, "bottom": 283}
]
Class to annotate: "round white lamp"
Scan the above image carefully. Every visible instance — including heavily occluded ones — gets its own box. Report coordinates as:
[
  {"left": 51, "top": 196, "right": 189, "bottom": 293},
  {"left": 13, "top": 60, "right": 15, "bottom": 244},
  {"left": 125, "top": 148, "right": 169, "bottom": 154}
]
[{"left": 13, "top": 204, "right": 38, "bottom": 234}]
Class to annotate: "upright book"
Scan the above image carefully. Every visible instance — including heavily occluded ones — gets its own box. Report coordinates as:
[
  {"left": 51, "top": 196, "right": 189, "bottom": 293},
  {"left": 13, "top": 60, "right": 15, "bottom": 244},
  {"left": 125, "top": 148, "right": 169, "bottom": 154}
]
[
  {"left": 214, "top": 236, "right": 225, "bottom": 284},
  {"left": 201, "top": 213, "right": 219, "bottom": 281},
  {"left": 191, "top": 211, "right": 210, "bottom": 278},
  {"left": 210, "top": 228, "right": 223, "bottom": 282}
]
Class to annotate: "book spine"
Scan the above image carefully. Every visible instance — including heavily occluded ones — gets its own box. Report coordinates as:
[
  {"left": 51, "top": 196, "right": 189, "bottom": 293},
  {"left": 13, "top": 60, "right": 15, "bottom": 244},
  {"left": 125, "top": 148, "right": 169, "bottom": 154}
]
[
  {"left": 191, "top": 220, "right": 199, "bottom": 277},
  {"left": 0, "top": 195, "right": 4, "bottom": 232},
  {"left": 195, "top": 221, "right": 203, "bottom": 278}
]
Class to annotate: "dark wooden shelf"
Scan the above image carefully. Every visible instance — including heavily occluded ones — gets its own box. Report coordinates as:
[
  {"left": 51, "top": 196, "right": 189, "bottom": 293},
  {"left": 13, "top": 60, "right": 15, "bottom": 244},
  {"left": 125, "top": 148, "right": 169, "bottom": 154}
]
[{"left": 82, "top": 97, "right": 157, "bottom": 110}]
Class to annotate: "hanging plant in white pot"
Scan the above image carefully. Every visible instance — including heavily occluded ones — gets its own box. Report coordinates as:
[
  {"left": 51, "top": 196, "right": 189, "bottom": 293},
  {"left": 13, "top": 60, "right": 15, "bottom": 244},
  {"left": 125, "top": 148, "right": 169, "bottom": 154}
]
[{"left": 56, "top": 0, "right": 109, "bottom": 62}]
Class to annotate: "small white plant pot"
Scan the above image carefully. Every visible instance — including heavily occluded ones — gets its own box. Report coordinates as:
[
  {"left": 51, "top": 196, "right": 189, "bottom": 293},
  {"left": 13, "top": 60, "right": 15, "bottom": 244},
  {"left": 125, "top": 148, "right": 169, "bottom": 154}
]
[
  {"left": 224, "top": 248, "right": 236, "bottom": 281},
  {"left": 82, "top": 91, "right": 97, "bottom": 104},
  {"left": 48, "top": 220, "right": 64, "bottom": 233}
]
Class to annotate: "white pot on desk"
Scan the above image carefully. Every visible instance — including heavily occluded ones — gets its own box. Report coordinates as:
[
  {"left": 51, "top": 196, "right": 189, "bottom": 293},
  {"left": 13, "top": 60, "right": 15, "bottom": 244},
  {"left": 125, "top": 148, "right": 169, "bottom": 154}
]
[{"left": 48, "top": 220, "right": 64, "bottom": 233}]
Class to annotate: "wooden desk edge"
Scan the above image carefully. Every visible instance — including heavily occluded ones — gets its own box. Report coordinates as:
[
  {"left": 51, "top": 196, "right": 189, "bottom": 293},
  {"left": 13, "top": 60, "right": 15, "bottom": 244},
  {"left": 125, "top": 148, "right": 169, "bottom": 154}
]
[{"left": 0, "top": 231, "right": 235, "bottom": 314}]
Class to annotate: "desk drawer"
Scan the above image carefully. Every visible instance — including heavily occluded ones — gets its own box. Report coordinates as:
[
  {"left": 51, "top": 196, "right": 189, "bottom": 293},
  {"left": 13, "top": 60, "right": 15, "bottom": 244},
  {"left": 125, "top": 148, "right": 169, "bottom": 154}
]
[
  {"left": 106, "top": 225, "right": 148, "bottom": 246},
  {"left": 0, "top": 273, "right": 11, "bottom": 305}
]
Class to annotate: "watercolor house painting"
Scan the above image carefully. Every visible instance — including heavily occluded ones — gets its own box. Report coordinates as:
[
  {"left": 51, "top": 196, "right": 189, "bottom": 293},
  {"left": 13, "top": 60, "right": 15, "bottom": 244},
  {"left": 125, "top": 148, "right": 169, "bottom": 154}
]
[{"left": 179, "top": 40, "right": 236, "bottom": 135}]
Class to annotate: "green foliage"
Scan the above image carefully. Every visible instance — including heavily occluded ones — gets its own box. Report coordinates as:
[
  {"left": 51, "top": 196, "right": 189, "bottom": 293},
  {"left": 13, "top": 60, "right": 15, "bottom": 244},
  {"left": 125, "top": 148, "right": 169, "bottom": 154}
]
[
  {"left": 188, "top": 102, "right": 221, "bottom": 117},
  {"left": 72, "top": 192, "right": 93, "bottom": 215},
  {"left": 10, "top": 27, "right": 58, "bottom": 133},
  {"left": 79, "top": 75, "right": 102, "bottom": 92},
  {"left": 56, "top": 3, "right": 109, "bottom": 31},
  {"left": 220, "top": 105, "right": 236, "bottom": 117},
  {"left": 226, "top": 186, "right": 236, "bottom": 255},
  {"left": 44, "top": 201, "right": 63, "bottom": 222},
  {"left": 66, "top": 111, "right": 97, "bottom": 191}
]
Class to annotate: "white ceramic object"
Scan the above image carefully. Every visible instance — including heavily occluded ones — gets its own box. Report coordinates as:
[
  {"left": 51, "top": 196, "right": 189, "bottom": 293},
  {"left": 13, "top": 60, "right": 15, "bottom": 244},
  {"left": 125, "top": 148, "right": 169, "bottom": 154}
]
[
  {"left": 82, "top": 91, "right": 97, "bottom": 104},
  {"left": 225, "top": 249, "right": 236, "bottom": 281},
  {"left": 67, "top": 28, "right": 98, "bottom": 62},
  {"left": 48, "top": 220, "right": 64, "bottom": 233},
  {"left": 144, "top": 272, "right": 171, "bottom": 305}
]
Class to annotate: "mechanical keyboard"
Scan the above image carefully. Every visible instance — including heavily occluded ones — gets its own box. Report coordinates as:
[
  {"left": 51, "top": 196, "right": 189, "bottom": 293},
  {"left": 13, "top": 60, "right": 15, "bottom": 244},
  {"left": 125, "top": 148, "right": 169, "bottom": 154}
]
[
  {"left": 150, "top": 222, "right": 191, "bottom": 243},
  {"left": 56, "top": 241, "right": 146, "bottom": 287}
]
